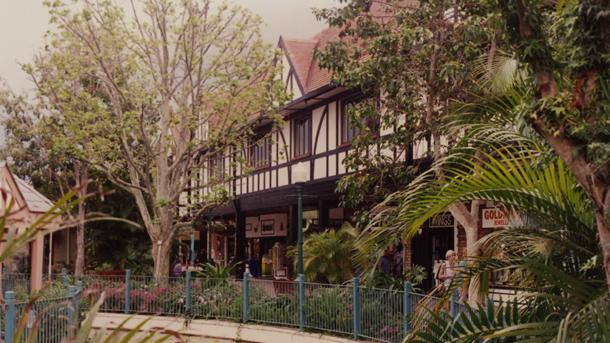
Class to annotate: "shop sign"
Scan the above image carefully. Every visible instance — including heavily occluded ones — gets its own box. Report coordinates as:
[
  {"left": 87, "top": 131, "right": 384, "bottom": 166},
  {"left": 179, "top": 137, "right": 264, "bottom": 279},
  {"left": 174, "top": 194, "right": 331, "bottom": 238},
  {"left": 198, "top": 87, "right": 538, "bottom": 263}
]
[
  {"left": 482, "top": 208, "right": 509, "bottom": 228},
  {"left": 429, "top": 212, "right": 454, "bottom": 228}
]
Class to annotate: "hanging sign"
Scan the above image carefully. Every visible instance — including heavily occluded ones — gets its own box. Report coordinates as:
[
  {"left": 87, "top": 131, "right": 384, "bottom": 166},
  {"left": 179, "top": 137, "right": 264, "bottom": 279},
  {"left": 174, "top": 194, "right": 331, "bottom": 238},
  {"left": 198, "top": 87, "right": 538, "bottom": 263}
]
[
  {"left": 482, "top": 208, "right": 509, "bottom": 228},
  {"left": 429, "top": 212, "right": 454, "bottom": 228}
]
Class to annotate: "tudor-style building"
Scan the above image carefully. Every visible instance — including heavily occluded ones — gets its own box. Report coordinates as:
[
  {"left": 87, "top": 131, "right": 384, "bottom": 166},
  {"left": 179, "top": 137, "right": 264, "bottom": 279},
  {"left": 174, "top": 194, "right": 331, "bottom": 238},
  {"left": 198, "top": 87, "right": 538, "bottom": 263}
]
[
  {"left": 185, "top": 22, "right": 441, "bottom": 280},
  {"left": 186, "top": 12, "right": 513, "bottom": 288}
]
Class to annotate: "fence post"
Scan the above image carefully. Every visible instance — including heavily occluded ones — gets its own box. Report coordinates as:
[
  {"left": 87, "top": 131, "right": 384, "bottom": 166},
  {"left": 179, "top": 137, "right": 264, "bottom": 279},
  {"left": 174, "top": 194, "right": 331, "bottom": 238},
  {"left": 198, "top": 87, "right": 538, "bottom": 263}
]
[
  {"left": 76, "top": 280, "right": 83, "bottom": 324},
  {"left": 297, "top": 274, "right": 305, "bottom": 330},
  {"left": 61, "top": 268, "right": 69, "bottom": 287},
  {"left": 5, "top": 291, "right": 16, "bottom": 343},
  {"left": 352, "top": 276, "right": 361, "bottom": 339},
  {"left": 185, "top": 271, "right": 192, "bottom": 317},
  {"left": 403, "top": 281, "right": 413, "bottom": 334},
  {"left": 242, "top": 271, "right": 249, "bottom": 323},
  {"left": 67, "top": 285, "right": 77, "bottom": 338},
  {"left": 124, "top": 269, "right": 131, "bottom": 314},
  {"left": 450, "top": 287, "right": 460, "bottom": 318}
]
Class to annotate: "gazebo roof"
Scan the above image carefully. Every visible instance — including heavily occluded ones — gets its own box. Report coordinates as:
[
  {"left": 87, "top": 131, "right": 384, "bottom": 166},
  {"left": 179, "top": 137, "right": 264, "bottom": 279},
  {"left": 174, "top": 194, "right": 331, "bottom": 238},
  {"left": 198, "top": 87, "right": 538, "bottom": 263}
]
[
  {"left": 12, "top": 175, "right": 54, "bottom": 213},
  {"left": 0, "top": 164, "right": 54, "bottom": 214}
]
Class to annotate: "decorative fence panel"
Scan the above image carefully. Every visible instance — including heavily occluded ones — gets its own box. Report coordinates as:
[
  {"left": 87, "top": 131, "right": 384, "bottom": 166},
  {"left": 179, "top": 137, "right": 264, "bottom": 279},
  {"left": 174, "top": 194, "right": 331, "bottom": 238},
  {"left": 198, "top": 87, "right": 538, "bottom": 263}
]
[{"left": 2, "top": 272, "right": 463, "bottom": 343}]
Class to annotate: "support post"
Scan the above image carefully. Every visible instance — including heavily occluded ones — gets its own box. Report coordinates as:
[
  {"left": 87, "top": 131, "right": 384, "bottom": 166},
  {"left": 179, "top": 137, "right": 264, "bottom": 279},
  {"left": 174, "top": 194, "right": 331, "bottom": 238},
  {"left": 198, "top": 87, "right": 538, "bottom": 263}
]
[
  {"left": 403, "top": 282, "right": 413, "bottom": 334},
  {"left": 297, "top": 274, "right": 305, "bottom": 330},
  {"left": 5, "top": 291, "right": 16, "bottom": 343},
  {"left": 242, "top": 271, "right": 249, "bottom": 323},
  {"left": 185, "top": 271, "right": 192, "bottom": 316},
  {"left": 296, "top": 183, "right": 303, "bottom": 276},
  {"left": 450, "top": 287, "right": 460, "bottom": 318},
  {"left": 352, "top": 276, "right": 361, "bottom": 339},
  {"left": 30, "top": 231, "right": 44, "bottom": 292},
  {"left": 234, "top": 200, "right": 247, "bottom": 277},
  {"left": 124, "top": 269, "right": 131, "bottom": 314}
]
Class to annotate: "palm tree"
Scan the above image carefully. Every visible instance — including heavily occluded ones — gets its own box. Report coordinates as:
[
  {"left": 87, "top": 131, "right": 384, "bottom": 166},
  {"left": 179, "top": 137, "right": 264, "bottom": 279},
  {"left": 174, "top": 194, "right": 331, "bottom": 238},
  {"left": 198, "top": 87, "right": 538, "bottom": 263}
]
[
  {"left": 291, "top": 224, "right": 359, "bottom": 283},
  {"left": 359, "top": 74, "right": 610, "bottom": 340}
]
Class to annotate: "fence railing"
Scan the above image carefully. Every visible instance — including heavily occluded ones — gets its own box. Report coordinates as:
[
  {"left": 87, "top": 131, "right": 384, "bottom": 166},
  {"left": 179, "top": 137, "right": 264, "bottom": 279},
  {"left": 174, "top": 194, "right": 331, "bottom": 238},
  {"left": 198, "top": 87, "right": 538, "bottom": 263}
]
[
  {"left": 1, "top": 272, "right": 468, "bottom": 343},
  {"left": 2, "top": 283, "right": 81, "bottom": 343}
]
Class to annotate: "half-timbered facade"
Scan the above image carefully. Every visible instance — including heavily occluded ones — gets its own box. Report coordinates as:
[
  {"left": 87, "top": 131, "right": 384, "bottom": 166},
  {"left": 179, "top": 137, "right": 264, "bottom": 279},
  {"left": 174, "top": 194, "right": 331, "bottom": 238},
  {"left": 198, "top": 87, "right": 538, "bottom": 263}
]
[{"left": 181, "top": 18, "right": 444, "bottom": 279}]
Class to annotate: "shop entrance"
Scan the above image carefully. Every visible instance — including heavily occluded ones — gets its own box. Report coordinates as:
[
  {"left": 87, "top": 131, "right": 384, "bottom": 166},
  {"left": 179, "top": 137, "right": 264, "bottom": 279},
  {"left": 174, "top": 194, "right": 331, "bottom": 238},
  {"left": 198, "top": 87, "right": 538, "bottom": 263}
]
[{"left": 411, "top": 227, "right": 454, "bottom": 290}]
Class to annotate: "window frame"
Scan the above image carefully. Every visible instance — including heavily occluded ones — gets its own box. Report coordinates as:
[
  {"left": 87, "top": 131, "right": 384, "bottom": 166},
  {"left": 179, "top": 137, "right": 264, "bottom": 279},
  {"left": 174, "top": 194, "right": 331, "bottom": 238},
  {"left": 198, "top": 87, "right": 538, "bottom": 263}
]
[
  {"left": 340, "top": 95, "right": 380, "bottom": 146},
  {"left": 208, "top": 153, "right": 225, "bottom": 181},
  {"left": 249, "top": 134, "right": 272, "bottom": 170},
  {"left": 340, "top": 96, "right": 363, "bottom": 145},
  {"left": 292, "top": 113, "right": 312, "bottom": 159}
]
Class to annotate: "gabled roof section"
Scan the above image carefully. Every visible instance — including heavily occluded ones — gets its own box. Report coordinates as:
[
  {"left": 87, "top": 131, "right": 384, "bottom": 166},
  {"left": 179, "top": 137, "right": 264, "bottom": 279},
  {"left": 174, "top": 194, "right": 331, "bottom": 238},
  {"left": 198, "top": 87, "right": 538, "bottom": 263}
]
[
  {"left": 278, "top": 1, "right": 419, "bottom": 95},
  {"left": 279, "top": 37, "right": 317, "bottom": 94},
  {"left": 279, "top": 26, "right": 341, "bottom": 95},
  {"left": 0, "top": 164, "right": 54, "bottom": 213},
  {"left": 13, "top": 176, "right": 54, "bottom": 213}
]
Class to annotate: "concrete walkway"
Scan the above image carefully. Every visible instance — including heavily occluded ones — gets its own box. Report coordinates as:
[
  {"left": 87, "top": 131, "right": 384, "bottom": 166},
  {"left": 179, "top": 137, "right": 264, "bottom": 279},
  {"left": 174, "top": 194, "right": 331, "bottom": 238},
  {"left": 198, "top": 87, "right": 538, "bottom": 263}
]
[{"left": 92, "top": 313, "right": 365, "bottom": 343}]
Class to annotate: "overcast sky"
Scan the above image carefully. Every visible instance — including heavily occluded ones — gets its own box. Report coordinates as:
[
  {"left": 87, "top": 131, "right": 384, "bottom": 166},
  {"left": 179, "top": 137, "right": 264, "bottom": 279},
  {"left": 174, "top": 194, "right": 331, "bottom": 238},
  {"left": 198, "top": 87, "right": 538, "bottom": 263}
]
[{"left": 0, "top": 0, "right": 337, "bottom": 93}]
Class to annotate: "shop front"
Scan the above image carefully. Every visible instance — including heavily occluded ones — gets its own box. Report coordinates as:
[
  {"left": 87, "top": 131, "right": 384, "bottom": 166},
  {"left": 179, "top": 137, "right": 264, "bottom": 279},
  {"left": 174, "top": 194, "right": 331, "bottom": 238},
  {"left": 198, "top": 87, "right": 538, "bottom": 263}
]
[
  {"left": 245, "top": 213, "right": 289, "bottom": 279},
  {"left": 409, "top": 212, "right": 456, "bottom": 290}
]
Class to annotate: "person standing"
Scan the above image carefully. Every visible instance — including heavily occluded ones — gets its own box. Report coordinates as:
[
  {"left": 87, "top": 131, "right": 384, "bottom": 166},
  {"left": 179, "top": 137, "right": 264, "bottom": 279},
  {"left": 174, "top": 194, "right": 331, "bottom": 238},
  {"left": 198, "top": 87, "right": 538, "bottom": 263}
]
[
  {"left": 172, "top": 259, "right": 184, "bottom": 277},
  {"left": 380, "top": 245, "right": 396, "bottom": 276},
  {"left": 437, "top": 250, "right": 457, "bottom": 290}
]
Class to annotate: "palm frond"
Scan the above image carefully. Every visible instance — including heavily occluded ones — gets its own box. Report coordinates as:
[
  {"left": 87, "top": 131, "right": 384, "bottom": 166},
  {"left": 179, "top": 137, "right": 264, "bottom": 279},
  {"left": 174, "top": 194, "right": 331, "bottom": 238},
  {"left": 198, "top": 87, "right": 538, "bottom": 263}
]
[{"left": 363, "top": 147, "right": 592, "bottom": 253}]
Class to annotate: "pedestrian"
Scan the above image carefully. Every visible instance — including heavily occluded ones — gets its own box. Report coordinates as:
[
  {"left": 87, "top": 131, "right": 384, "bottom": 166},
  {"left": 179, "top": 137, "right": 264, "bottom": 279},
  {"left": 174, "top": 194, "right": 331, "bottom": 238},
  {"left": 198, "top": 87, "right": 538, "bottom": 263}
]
[
  {"left": 380, "top": 245, "right": 396, "bottom": 276},
  {"left": 172, "top": 259, "right": 183, "bottom": 277},
  {"left": 436, "top": 250, "right": 457, "bottom": 291},
  {"left": 393, "top": 244, "right": 404, "bottom": 278}
]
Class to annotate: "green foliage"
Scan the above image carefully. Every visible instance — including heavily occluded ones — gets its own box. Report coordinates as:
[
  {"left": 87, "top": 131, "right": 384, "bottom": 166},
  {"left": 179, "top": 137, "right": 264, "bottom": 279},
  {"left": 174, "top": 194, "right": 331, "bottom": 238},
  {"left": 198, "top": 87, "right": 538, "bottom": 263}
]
[
  {"left": 289, "top": 224, "right": 359, "bottom": 283},
  {"left": 197, "top": 262, "right": 236, "bottom": 279},
  {"left": 404, "top": 264, "right": 428, "bottom": 287},
  {"left": 23, "top": 0, "right": 287, "bottom": 278},
  {"left": 316, "top": 0, "right": 494, "bottom": 215}
]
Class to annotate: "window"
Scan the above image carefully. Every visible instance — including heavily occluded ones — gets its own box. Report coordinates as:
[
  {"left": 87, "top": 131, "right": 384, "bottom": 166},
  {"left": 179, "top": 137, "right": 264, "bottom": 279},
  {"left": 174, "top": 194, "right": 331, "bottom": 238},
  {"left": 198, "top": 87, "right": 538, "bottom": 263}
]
[
  {"left": 208, "top": 154, "right": 224, "bottom": 181},
  {"left": 250, "top": 136, "right": 272, "bottom": 169},
  {"left": 341, "top": 99, "right": 361, "bottom": 144},
  {"left": 293, "top": 115, "right": 311, "bottom": 158},
  {"left": 341, "top": 97, "right": 379, "bottom": 144}
]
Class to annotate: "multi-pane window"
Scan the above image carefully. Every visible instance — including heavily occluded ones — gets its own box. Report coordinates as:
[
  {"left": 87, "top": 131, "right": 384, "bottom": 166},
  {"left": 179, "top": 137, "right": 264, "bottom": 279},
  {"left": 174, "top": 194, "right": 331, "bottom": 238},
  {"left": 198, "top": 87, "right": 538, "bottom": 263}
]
[
  {"left": 293, "top": 115, "right": 311, "bottom": 158},
  {"left": 341, "top": 99, "right": 361, "bottom": 144},
  {"left": 208, "top": 154, "right": 224, "bottom": 181},
  {"left": 250, "top": 136, "right": 272, "bottom": 169},
  {"left": 341, "top": 97, "right": 379, "bottom": 144}
]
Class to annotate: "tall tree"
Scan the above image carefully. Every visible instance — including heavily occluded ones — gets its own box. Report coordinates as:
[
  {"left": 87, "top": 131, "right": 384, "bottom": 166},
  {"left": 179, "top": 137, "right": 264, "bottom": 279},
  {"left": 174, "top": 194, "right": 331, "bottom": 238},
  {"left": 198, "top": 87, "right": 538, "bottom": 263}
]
[
  {"left": 491, "top": 0, "right": 610, "bottom": 291},
  {"left": 28, "top": 0, "right": 283, "bottom": 280},
  {"left": 0, "top": 84, "right": 93, "bottom": 276},
  {"left": 315, "top": 0, "right": 494, "bottom": 299}
]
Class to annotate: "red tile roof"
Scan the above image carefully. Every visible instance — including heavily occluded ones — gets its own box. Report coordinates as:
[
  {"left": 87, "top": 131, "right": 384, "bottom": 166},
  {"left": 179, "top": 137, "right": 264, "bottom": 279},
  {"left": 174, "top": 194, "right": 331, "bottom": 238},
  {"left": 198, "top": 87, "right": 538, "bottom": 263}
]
[{"left": 279, "top": 1, "right": 419, "bottom": 95}]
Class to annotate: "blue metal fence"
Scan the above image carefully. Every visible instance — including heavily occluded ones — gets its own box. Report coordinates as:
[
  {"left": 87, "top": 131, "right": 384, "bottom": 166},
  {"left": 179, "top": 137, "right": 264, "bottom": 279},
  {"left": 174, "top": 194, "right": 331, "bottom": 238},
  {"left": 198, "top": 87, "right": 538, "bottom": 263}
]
[
  {"left": 3, "top": 285, "right": 81, "bottom": 343},
  {"left": 1, "top": 272, "right": 464, "bottom": 343}
]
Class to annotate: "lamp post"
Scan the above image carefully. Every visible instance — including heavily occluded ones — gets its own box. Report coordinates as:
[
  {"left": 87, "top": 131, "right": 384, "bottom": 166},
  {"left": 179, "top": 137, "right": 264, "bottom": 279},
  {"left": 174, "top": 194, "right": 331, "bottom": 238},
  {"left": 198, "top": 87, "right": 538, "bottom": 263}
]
[
  {"left": 190, "top": 230, "right": 195, "bottom": 266},
  {"left": 293, "top": 162, "right": 308, "bottom": 277}
]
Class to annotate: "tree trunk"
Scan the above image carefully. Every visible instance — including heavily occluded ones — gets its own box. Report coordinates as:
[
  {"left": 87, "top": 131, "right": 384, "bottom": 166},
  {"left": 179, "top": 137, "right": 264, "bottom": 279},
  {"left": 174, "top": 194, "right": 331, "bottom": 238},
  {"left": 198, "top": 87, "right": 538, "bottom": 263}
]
[
  {"left": 74, "top": 164, "right": 88, "bottom": 276},
  {"left": 151, "top": 234, "right": 173, "bottom": 281},
  {"left": 465, "top": 224, "right": 481, "bottom": 305}
]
